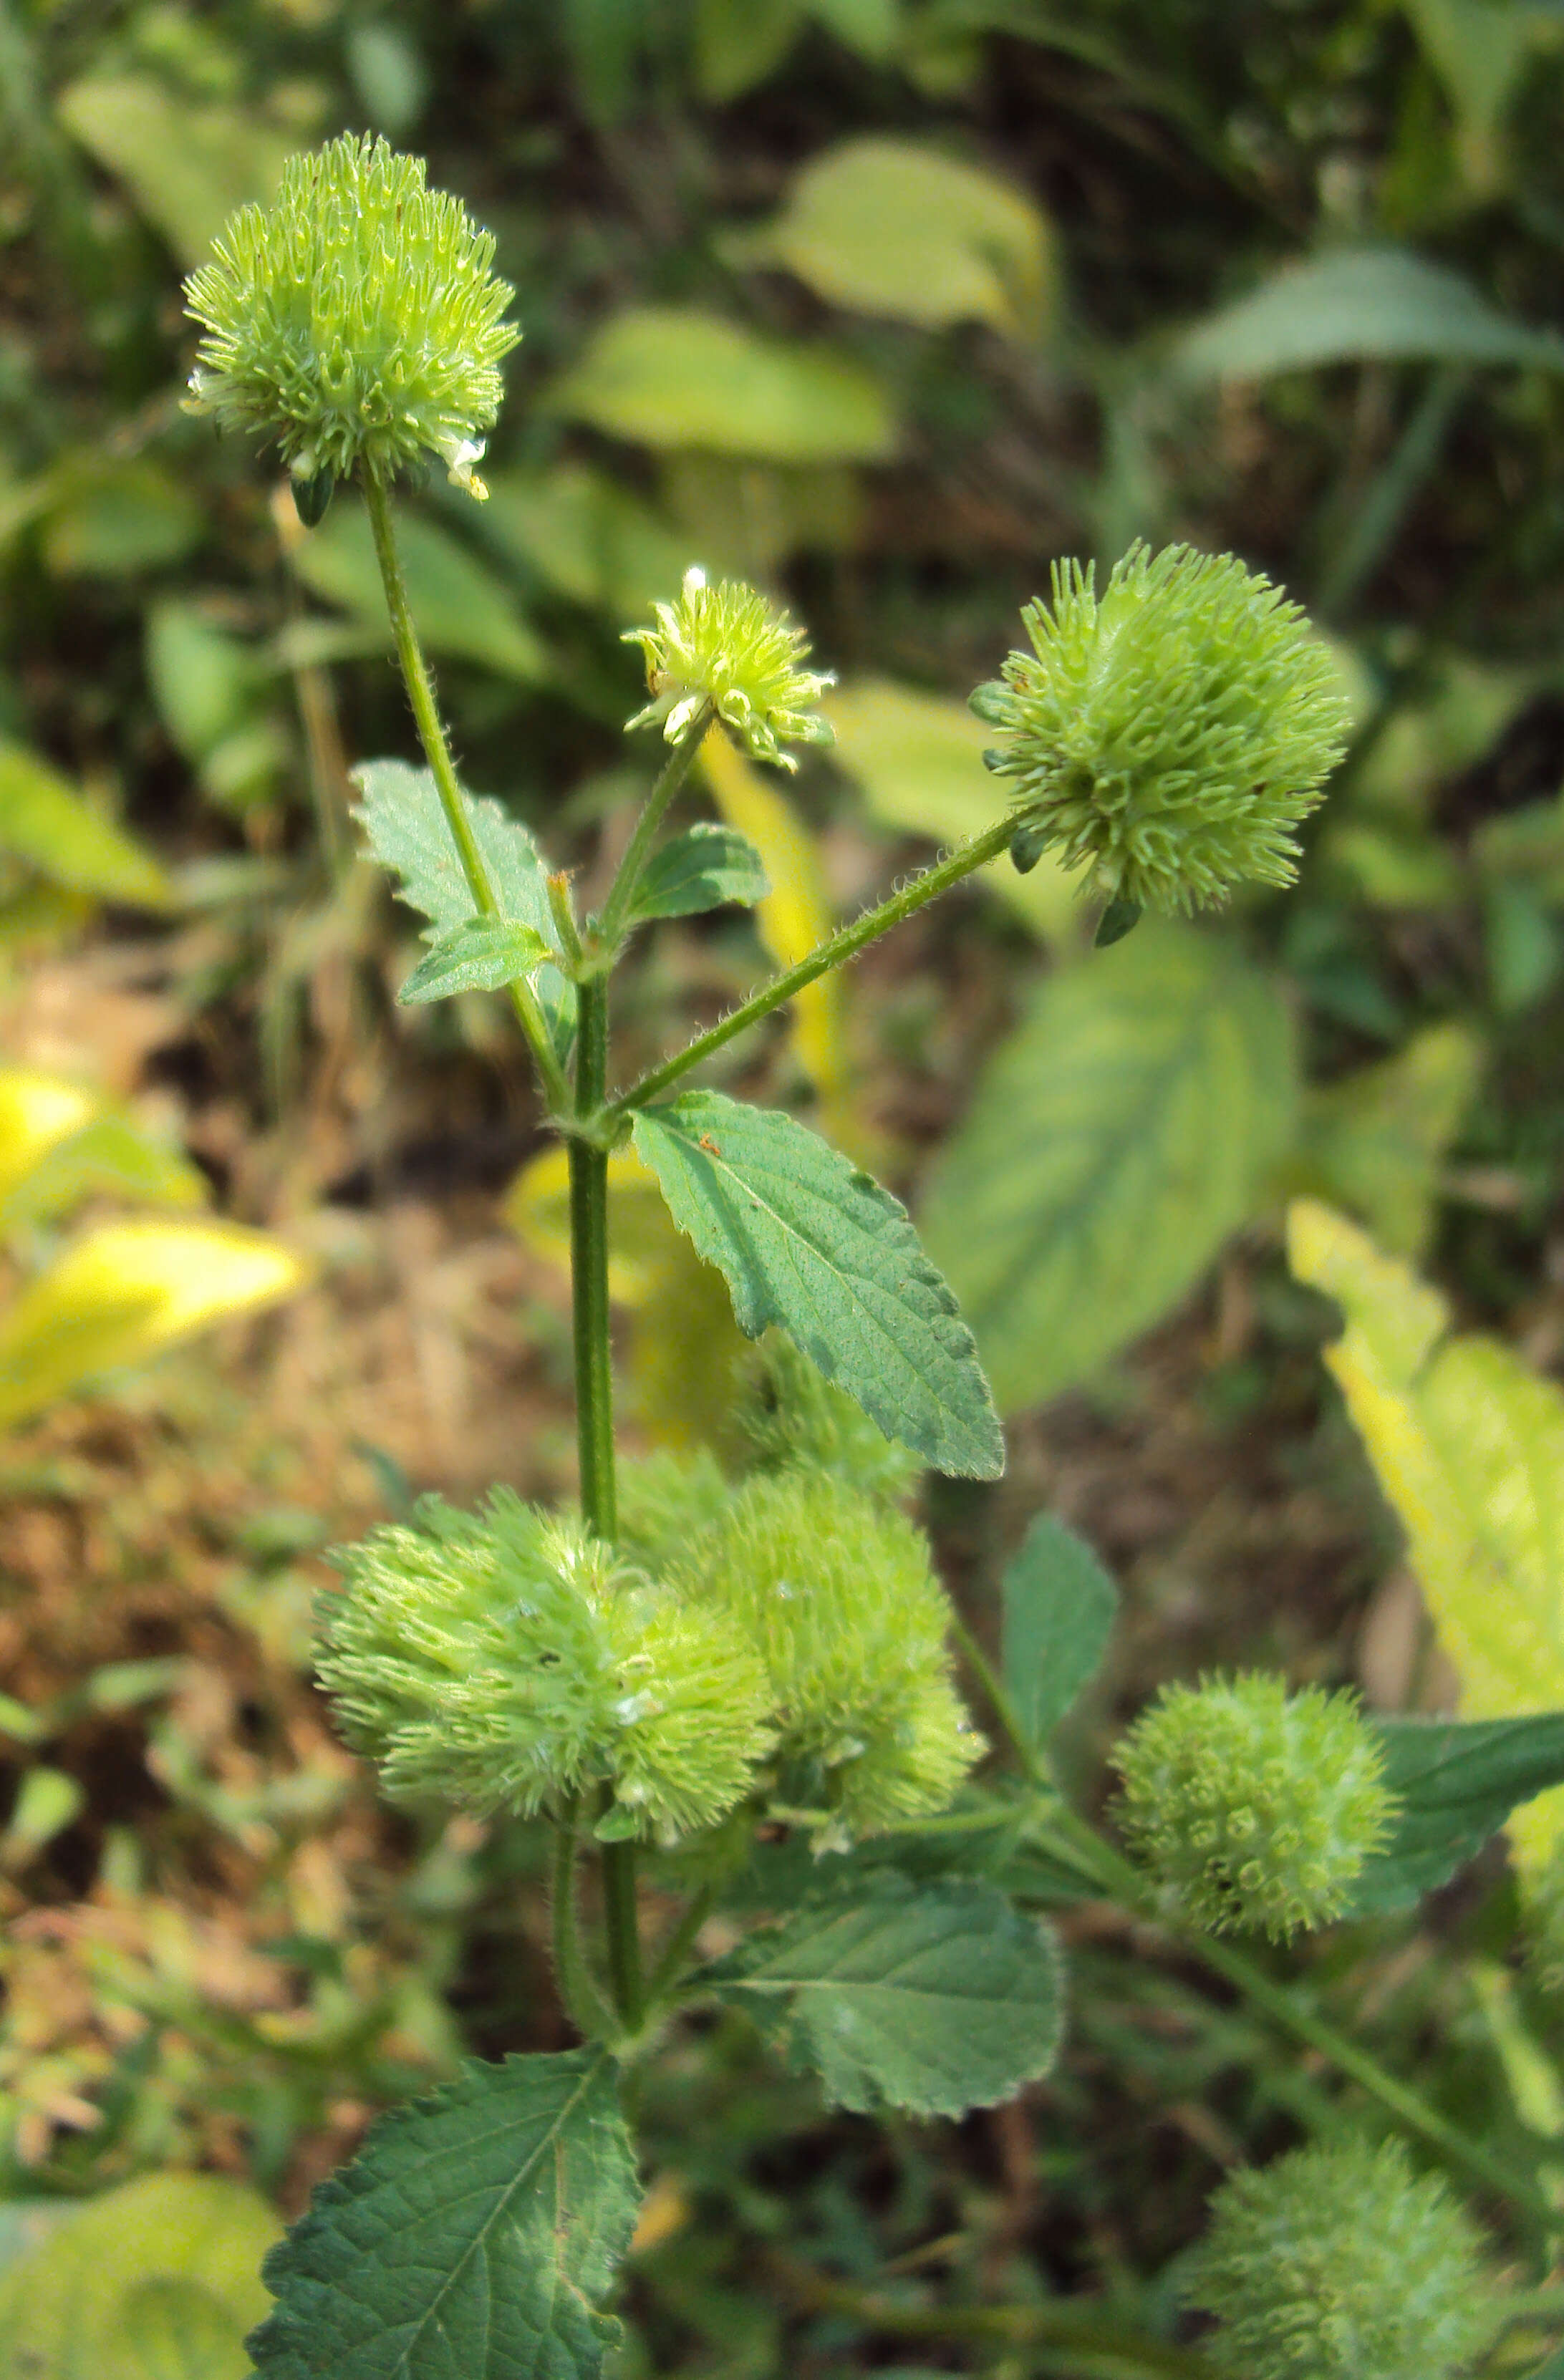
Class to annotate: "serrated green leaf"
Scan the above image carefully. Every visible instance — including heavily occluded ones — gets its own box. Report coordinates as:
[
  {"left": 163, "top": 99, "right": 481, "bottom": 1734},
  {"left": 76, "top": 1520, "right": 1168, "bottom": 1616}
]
[
  {"left": 700, "top": 1875, "right": 1064, "bottom": 2116},
  {"left": 549, "top": 307, "right": 897, "bottom": 463},
  {"left": 630, "top": 824, "right": 769, "bottom": 922},
  {"left": 1177, "top": 246, "right": 1564, "bottom": 381},
  {"left": 727, "top": 137, "right": 1053, "bottom": 341},
  {"left": 1351, "top": 1715, "right": 1564, "bottom": 1914},
  {"left": 397, "top": 919, "right": 551, "bottom": 1006},
  {"left": 246, "top": 2050, "right": 639, "bottom": 2380},
  {"left": 0, "top": 737, "right": 171, "bottom": 907},
  {"left": 826, "top": 678, "right": 1083, "bottom": 944},
  {"left": 0, "top": 2172, "right": 279, "bottom": 2380},
  {"left": 1000, "top": 1514, "right": 1119, "bottom": 1753},
  {"left": 291, "top": 508, "right": 547, "bottom": 682},
  {"left": 921, "top": 925, "right": 1297, "bottom": 1414},
  {"left": 630, "top": 1090, "right": 1003, "bottom": 1479},
  {"left": 354, "top": 760, "right": 574, "bottom": 1055}
]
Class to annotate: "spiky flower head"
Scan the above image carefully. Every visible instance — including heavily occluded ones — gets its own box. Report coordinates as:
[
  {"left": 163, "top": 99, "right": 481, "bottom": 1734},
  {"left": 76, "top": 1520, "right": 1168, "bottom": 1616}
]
[
  {"left": 677, "top": 1471, "right": 981, "bottom": 1847},
  {"left": 1187, "top": 2137, "right": 1495, "bottom": 2380},
  {"left": 1113, "top": 1672, "right": 1397, "bottom": 1940},
  {"left": 183, "top": 134, "right": 518, "bottom": 504},
  {"left": 970, "top": 543, "right": 1348, "bottom": 915},
  {"left": 317, "top": 1490, "right": 772, "bottom": 1844},
  {"left": 624, "top": 569, "right": 835, "bottom": 770}
]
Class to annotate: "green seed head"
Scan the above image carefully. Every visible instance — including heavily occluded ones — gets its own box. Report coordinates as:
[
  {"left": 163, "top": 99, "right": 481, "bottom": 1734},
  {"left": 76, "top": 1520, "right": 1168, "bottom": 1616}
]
[
  {"left": 317, "top": 1490, "right": 771, "bottom": 1842},
  {"left": 624, "top": 569, "right": 835, "bottom": 770},
  {"left": 970, "top": 543, "right": 1348, "bottom": 913},
  {"left": 1113, "top": 1672, "right": 1397, "bottom": 1940},
  {"left": 1187, "top": 2137, "right": 1495, "bottom": 2380},
  {"left": 677, "top": 1471, "right": 981, "bottom": 1847},
  {"left": 183, "top": 134, "right": 518, "bottom": 499}
]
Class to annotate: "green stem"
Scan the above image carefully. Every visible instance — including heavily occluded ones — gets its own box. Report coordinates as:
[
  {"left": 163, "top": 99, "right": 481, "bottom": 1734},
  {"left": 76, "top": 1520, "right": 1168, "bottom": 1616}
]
[
  {"left": 609, "top": 816, "right": 1015, "bottom": 1117},
  {"left": 551, "top": 1801, "right": 613, "bottom": 2038},
  {"left": 1031, "top": 1804, "right": 1555, "bottom": 2236},
  {"left": 595, "top": 708, "right": 713, "bottom": 952},
  {"left": 770, "top": 2257, "right": 1212, "bottom": 2379},
  {"left": 643, "top": 1880, "right": 718, "bottom": 2013},
  {"left": 568, "top": 972, "right": 644, "bottom": 2032},
  {"left": 362, "top": 468, "right": 571, "bottom": 1116},
  {"left": 1195, "top": 1930, "right": 1556, "bottom": 2238},
  {"left": 948, "top": 1611, "right": 1051, "bottom": 1794}
]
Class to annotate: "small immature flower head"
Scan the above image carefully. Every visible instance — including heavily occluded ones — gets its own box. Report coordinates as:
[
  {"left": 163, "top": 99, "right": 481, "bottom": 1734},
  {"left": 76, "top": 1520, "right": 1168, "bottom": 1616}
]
[
  {"left": 624, "top": 569, "right": 835, "bottom": 770},
  {"left": 732, "top": 1332, "right": 921, "bottom": 1506},
  {"left": 1187, "top": 2136, "right": 1495, "bottom": 2380},
  {"left": 970, "top": 542, "right": 1348, "bottom": 914},
  {"left": 1113, "top": 1672, "right": 1397, "bottom": 1940},
  {"left": 677, "top": 1471, "right": 981, "bottom": 1847},
  {"left": 317, "top": 1489, "right": 771, "bottom": 1843},
  {"left": 183, "top": 134, "right": 518, "bottom": 500}
]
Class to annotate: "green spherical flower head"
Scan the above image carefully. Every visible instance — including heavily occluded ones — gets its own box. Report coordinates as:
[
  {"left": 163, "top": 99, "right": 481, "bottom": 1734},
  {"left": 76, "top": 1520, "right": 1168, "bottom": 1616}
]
[
  {"left": 184, "top": 134, "right": 518, "bottom": 499},
  {"left": 679, "top": 1471, "right": 981, "bottom": 1846},
  {"left": 624, "top": 569, "right": 835, "bottom": 770},
  {"left": 1187, "top": 2137, "right": 1495, "bottom": 2380},
  {"left": 970, "top": 543, "right": 1348, "bottom": 914},
  {"left": 1113, "top": 1673, "right": 1397, "bottom": 1940},
  {"left": 317, "top": 1489, "right": 771, "bottom": 1840}
]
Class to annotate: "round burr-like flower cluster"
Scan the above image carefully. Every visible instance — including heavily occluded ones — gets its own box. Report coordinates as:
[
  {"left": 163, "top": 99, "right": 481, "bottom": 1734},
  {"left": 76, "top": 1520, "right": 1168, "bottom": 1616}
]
[
  {"left": 970, "top": 542, "right": 1349, "bottom": 916},
  {"left": 183, "top": 134, "right": 518, "bottom": 503},
  {"left": 624, "top": 569, "right": 835, "bottom": 771},
  {"left": 1113, "top": 1671, "right": 1398, "bottom": 1940},
  {"left": 1187, "top": 2136, "right": 1495, "bottom": 2380},
  {"left": 317, "top": 1491, "right": 773, "bottom": 1845}
]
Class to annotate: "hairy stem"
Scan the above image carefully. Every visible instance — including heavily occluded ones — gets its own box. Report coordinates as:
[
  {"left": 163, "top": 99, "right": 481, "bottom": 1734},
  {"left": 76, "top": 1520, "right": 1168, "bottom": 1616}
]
[
  {"left": 551, "top": 1800, "right": 613, "bottom": 2039},
  {"left": 362, "top": 468, "right": 571, "bottom": 1115},
  {"left": 609, "top": 816, "right": 1015, "bottom": 1116},
  {"left": 568, "top": 973, "right": 644, "bottom": 2031},
  {"left": 595, "top": 707, "right": 713, "bottom": 952}
]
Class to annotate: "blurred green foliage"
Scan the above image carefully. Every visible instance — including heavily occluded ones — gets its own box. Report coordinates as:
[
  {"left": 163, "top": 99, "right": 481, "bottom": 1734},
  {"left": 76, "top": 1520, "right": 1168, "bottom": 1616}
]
[{"left": 8, "top": 0, "right": 1564, "bottom": 2365}]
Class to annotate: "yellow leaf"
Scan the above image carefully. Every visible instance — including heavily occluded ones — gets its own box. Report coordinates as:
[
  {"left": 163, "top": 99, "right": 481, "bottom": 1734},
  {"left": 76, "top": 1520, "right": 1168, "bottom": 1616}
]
[
  {"left": 698, "top": 730, "right": 850, "bottom": 1127},
  {"left": 0, "top": 1218, "right": 309, "bottom": 1429},
  {"left": 506, "top": 1143, "right": 748, "bottom": 1448},
  {"left": 505, "top": 1142, "right": 675, "bottom": 1305},
  {"left": 1288, "top": 1197, "right": 1564, "bottom": 1879},
  {"left": 0, "top": 1072, "right": 100, "bottom": 1211}
]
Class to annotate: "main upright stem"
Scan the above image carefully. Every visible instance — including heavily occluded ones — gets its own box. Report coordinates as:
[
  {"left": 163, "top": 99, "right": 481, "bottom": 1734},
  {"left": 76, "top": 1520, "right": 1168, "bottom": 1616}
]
[
  {"left": 569, "top": 973, "right": 643, "bottom": 2029},
  {"left": 362, "top": 469, "right": 571, "bottom": 1115}
]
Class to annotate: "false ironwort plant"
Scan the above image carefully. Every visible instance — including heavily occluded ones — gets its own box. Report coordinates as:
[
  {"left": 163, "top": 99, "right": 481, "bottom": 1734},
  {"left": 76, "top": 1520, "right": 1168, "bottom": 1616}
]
[{"left": 187, "top": 137, "right": 1564, "bottom": 2380}]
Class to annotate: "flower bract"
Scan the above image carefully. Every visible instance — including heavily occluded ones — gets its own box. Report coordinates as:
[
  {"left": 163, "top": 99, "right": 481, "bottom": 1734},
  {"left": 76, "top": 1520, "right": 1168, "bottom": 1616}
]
[
  {"left": 184, "top": 133, "right": 518, "bottom": 498},
  {"left": 970, "top": 542, "right": 1349, "bottom": 912},
  {"left": 1113, "top": 1671, "right": 1397, "bottom": 1939},
  {"left": 624, "top": 569, "right": 835, "bottom": 770}
]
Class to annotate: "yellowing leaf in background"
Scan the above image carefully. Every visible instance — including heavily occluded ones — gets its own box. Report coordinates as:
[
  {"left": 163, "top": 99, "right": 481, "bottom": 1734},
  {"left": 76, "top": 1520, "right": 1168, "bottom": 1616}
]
[
  {"left": 826, "top": 678, "right": 1083, "bottom": 946},
  {"left": 698, "top": 731, "right": 854, "bottom": 1141},
  {"left": 0, "top": 1073, "right": 98, "bottom": 1211},
  {"left": 725, "top": 136, "right": 1055, "bottom": 342},
  {"left": 1288, "top": 1197, "right": 1564, "bottom": 1882},
  {"left": 506, "top": 1141, "right": 747, "bottom": 1449},
  {"left": 0, "top": 739, "right": 171, "bottom": 909},
  {"left": 0, "top": 1219, "right": 309, "bottom": 1431}
]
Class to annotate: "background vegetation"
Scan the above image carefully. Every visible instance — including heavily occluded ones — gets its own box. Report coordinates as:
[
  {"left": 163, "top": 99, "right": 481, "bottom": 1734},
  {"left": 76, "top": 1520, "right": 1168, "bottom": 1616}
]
[{"left": 4, "top": 0, "right": 1564, "bottom": 2370}]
